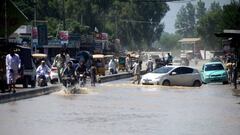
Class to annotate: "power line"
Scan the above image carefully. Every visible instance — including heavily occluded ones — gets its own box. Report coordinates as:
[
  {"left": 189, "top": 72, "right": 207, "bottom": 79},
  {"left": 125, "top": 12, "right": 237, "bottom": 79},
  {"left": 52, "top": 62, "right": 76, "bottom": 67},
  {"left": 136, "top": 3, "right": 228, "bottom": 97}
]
[{"left": 120, "top": 19, "right": 160, "bottom": 24}]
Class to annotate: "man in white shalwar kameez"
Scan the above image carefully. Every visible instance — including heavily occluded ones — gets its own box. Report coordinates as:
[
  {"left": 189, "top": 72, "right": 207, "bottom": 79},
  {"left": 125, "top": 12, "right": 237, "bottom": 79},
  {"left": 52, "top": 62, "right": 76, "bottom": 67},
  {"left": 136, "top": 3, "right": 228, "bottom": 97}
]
[{"left": 6, "top": 49, "right": 21, "bottom": 93}]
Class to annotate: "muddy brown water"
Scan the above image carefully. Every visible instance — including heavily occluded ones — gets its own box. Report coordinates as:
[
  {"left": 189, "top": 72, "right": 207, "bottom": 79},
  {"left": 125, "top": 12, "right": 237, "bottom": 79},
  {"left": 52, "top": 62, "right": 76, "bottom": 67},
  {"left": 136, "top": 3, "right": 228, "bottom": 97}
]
[{"left": 0, "top": 79, "right": 240, "bottom": 135}]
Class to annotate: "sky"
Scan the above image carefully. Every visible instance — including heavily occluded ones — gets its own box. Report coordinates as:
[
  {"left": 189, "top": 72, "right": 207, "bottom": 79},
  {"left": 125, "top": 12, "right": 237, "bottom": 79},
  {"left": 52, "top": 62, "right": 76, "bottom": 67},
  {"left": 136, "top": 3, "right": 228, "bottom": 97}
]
[{"left": 162, "top": 0, "right": 232, "bottom": 33}]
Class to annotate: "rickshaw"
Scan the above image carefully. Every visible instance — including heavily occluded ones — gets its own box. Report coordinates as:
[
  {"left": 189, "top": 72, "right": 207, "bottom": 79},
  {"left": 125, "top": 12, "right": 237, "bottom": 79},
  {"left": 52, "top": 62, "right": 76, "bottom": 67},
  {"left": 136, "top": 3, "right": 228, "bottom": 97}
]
[
  {"left": 32, "top": 53, "right": 49, "bottom": 67},
  {"left": 93, "top": 54, "right": 106, "bottom": 76},
  {"left": 118, "top": 56, "right": 126, "bottom": 71}
]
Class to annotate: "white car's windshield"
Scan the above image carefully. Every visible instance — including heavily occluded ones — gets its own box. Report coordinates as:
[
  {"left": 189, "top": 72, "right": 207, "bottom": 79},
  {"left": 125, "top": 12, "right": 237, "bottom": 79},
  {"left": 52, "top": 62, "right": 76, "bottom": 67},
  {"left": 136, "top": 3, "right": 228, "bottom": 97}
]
[
  {"left": 205, "top": 64, "right": 224, "bottom": 71},
  {"left": 153, "top": 66, "right": 174, "bottom": 73}
]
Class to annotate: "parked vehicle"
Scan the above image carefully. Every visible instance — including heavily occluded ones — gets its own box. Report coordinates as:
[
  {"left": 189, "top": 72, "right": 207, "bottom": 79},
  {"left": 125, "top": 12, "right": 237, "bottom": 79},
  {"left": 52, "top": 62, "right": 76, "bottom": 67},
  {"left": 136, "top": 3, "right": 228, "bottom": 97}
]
[
  {"left": 50, "top": 66, "right": 59, "bottom": 84},
  {"left": 118, "top": 56, "right": 127, "bottom": 71},
  {"left": 141, "top": 65, "right": 202, "bottom": 87},
  {"left": 201, "top": 62, "right": 228, "bottom": 84},
  {"left": 93, "top": 54, "right": 106, "bottom": 76}
]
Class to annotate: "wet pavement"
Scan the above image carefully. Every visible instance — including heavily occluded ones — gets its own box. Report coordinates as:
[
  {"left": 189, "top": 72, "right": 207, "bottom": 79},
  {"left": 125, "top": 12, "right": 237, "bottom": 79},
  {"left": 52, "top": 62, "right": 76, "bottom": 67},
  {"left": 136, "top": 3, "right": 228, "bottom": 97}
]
[{"left": 0, "top": 79, "right": 240, "bottom": 135}]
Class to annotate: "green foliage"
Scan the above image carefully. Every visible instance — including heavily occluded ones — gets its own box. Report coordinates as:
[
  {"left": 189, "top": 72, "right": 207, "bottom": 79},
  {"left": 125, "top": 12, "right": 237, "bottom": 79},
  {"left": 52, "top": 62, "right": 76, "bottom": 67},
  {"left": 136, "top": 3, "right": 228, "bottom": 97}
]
[
  {"left": 175, "top": 0, "right": 240, "bottom": 50},
  {"left": 159, "top": 32, "right": 181, "bottom": 51},
  {"left": 12, "top": 0, "right": 169, "bottom": 50},
  {"left": 195, "top": 0, "right": 206, "bottom": 21},
  {"left": 221, "top": 1, "right": 240, "bottom": 30},
  {"left": 175, "top": 2, "right": 196, "bottom": 37}
]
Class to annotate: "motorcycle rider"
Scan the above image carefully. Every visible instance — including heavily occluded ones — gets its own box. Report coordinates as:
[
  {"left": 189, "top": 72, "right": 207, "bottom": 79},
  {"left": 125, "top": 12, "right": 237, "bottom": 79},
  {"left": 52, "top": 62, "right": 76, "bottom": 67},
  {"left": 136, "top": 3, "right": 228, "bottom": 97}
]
[
  {"left": 53, "top": 49, "right": 66, "bottom": 83},
  {"left": 75, "top": 61, "right": 87, "bottom": 86},
  {"left": 36, "top": 60, "right": 50, "bottom": 86},
  {"left": 62, "top": 61, "right": 76, "bottom": 87}
]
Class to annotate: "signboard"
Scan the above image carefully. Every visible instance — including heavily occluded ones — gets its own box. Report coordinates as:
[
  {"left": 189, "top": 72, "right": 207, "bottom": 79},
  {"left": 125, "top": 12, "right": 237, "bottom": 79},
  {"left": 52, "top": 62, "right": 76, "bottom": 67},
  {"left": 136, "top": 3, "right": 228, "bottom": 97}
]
[
  {"left": 94, "top": 42, "right": 103, "bottom": 53},
  {"left": 37, "top": 25, "right": 48, "bottom": 46},
  {"left": 59, "top": 31, "right": 69, "bottom": 44}
]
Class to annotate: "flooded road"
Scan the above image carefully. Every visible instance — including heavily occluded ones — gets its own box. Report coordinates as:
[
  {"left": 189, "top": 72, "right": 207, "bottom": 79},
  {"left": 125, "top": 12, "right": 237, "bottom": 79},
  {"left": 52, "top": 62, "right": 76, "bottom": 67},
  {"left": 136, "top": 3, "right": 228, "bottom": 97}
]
[{"left": 1, "top": 79, "right": 240, "bottom": 135}]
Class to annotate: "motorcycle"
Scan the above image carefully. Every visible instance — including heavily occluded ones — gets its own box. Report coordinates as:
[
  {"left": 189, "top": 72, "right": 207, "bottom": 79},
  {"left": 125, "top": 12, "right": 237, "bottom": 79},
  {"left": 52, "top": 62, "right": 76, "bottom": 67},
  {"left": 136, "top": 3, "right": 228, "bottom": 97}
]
[
  {"left": 37, "top": 73, "right": 48, "bottom": 87},
  {"left": 62, "top": 76, "right": 76, "bottom": 94},
  {"left": 78, "top": 73, "right": 86, "bottom": 87}
]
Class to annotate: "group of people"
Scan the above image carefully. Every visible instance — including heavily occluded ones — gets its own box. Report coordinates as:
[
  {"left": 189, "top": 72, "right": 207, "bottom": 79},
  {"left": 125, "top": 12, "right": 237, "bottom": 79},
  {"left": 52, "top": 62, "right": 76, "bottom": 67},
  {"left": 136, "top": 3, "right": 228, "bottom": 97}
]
[{"left": 52, "top": 49, "right": 97, "bottom": 87}]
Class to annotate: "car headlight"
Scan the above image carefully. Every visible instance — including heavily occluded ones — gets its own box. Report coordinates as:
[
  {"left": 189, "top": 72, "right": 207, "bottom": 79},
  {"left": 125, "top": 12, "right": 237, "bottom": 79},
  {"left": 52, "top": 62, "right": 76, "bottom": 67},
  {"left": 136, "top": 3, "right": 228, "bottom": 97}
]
[{"left": 203, "top": 75, "right": 209, "bottom": 78}]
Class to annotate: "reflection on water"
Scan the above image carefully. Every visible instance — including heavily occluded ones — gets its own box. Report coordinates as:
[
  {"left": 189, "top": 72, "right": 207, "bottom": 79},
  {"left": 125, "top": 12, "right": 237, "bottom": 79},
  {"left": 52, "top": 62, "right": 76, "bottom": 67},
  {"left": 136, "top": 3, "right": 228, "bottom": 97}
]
[{"left": 0, "top": 79, "right": 240, "bottom": 135}]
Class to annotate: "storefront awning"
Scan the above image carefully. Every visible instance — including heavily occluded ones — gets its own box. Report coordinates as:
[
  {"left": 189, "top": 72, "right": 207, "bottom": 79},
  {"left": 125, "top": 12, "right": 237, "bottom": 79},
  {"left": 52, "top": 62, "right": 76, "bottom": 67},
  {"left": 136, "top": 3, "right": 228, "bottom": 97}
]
[{"left": 178, "top": 38, "right": 201, "bottom": 44}]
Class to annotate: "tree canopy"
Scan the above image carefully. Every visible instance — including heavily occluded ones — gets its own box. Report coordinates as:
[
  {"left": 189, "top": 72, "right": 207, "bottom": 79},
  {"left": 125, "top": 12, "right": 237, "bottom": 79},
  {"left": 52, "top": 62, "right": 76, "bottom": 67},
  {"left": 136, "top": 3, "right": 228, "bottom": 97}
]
[
  {"left": 175, "top": 0, "right": 240, "bottom": 50},
  {"left": 12, "top": 0, "right": 169, "bottom": 50}
]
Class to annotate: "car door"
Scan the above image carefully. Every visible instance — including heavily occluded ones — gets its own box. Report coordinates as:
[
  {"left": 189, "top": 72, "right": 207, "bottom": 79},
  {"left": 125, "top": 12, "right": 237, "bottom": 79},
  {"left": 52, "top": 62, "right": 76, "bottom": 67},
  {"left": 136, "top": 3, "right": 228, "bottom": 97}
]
[
  {"left": 168, "top": 67, "right": 182, "bottom": 86},
  {"left": 169, "top": 67, "right": 194, "bottom": 86}
]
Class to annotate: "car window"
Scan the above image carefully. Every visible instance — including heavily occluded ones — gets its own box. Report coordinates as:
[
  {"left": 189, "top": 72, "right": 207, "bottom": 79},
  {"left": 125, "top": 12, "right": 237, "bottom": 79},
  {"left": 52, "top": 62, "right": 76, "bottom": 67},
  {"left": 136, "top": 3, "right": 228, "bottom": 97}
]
[
  {"left": 152, "top": 66, "right": 174, "bottom": 73},
  {"left": 205, "top": 64, "right": 224, "bottom": 71},
  {"left": 172, "top": 67, "right": 193, "bottom": 75}
]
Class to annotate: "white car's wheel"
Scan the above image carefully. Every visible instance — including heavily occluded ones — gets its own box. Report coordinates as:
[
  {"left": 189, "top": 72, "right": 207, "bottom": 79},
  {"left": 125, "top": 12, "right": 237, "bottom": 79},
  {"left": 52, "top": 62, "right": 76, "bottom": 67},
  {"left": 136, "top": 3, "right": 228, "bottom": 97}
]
[
  {"left": 162, "top": 80, "right": 170, "bottom": 86},
  {"left": 193, "top": 80, "right": 202, "bottom": 87}
]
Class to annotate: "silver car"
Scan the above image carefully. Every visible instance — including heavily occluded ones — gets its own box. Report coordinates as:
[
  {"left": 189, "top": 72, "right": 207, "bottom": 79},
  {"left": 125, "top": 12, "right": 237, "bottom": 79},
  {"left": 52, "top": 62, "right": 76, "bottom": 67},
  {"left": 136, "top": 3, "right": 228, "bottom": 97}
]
[{"left": 141, "top": 66, "right": 202, "bottom": 87}]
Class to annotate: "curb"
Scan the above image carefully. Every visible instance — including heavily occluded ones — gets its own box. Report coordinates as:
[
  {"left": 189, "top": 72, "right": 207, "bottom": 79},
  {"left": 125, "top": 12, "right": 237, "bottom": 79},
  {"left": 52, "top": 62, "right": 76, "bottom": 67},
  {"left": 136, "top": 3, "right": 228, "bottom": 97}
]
[
  {"left": 0, "top": 85, "right": 61, "bottom": 104},
  {"left": 98, "top": 70, "right": 146, "bottom": 83},
  {"left": 0, "top": 71, "right": 146, "bottom": 104}
]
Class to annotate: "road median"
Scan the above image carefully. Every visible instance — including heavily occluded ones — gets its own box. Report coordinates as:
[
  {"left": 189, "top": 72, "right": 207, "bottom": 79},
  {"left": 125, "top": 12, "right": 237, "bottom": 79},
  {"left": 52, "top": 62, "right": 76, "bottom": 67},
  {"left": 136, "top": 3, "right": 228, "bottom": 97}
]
[{"left": 0, "top": 85, "right": 61, "bottom": 104}]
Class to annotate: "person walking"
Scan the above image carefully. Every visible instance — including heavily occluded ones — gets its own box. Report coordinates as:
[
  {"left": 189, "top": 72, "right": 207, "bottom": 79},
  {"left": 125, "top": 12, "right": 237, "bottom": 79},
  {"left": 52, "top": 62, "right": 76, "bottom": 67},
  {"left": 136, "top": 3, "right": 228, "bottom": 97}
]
[
  {"left": 167, "top": 53, "right": 173, "bottom": 65},
  {"left": 132, "top": 60, "right": 141, "bottom": 84},
  {"left": 89, "top": 63, "right": 97, "bottom": 86},
  {"left": 232, "top": 63, "right": 238, "bottom": 89},
  {"left": 6, "top": 49, "right": 21, "bottom": 93},
  {"left": 125, "top": 54, "right": 131, "bottom": 72},
  {"left": 146, "top": 58, "right": 153, "bottom": 72},
  {"left": 226, "top": 60, "right": 233, "bottom": 84}
]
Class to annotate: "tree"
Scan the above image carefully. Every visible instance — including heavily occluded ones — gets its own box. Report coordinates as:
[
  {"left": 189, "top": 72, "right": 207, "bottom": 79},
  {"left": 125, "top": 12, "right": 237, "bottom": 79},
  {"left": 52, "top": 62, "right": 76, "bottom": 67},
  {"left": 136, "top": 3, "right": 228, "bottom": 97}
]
[
  {"left": 12, "top": 0, "right": 169, "bottom": 50},
  {"left": 197, "top": 2, "right": 223, "bottom": 50},
  {"left": 159, "top": 32, "right": 181, "bottom": 51},
  {"left": 221, "top": 1, "right": 240, "bottom": 30},
  {"left": 195, "top": 0, "right": 206, "bottom": 21},
  {"left": 175, "top": 2, "right": 195, "bottom": 38}
]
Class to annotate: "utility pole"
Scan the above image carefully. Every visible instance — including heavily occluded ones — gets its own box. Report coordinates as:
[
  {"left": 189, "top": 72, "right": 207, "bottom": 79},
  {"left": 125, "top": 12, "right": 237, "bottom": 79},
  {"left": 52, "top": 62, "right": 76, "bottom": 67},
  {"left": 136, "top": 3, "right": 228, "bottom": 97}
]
[
  {"left": 33, "top": 0, "right": 37, "bottom": 53},
  {"left": 4, "top": 0, "right": 8, "bottom": 46},
  {"left": 63, "top": 0, "right": 66, "bottom": 30},
  {"left": 34, "top": 0, "right": 37, "bottom": 27}
]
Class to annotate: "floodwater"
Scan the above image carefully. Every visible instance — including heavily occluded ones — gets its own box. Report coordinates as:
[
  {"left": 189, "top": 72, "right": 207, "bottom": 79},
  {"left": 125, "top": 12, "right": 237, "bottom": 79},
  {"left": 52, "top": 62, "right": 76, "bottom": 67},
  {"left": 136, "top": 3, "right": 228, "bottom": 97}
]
[{"left": 0, "top": 79, "right": 240, "bottom": 135}]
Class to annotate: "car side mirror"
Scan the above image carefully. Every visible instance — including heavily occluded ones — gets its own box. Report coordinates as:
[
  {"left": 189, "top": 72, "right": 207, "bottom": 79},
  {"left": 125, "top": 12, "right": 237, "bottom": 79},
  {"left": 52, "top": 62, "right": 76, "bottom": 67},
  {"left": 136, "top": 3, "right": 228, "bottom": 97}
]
[{"left": 171, "top": 72, "right": 177, "bottom": 75}]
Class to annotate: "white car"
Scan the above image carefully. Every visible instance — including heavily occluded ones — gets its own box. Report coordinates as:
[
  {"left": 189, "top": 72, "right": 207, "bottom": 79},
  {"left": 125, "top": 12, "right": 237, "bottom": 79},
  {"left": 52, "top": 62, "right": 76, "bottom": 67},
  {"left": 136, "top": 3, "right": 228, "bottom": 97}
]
[{"left": 141, "top": 66, "right": 202, "bottom": 87}]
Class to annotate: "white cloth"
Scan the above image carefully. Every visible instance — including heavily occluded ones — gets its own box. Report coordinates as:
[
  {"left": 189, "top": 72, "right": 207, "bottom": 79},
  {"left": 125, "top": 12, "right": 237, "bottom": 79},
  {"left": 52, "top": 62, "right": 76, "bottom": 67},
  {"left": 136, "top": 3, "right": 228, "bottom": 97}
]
[
  {"left": 108, "top": 59, "right": 116, "bottom": 70},
  {"left": 146, "top": 59, "right": 153, "bottom": 71},
  {"left": 36, "top": 65, "right": 50, "bottom": 79},
  {"left": 6, "top": 53, "right": 21, "bottom": 84},
  {"left": 132, "top": 62, "right": 140, "bottom": 75}
]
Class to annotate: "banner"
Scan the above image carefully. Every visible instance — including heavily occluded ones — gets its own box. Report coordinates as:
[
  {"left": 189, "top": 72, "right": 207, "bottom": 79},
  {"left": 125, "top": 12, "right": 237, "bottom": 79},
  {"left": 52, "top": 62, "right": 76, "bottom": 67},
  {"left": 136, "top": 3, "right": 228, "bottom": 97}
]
[
  {"left": 37, "top": 25, "right": 48, "bottom": 46},
  {"left": 59, "top": 31, "right": 69, "bottom": 44}
]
